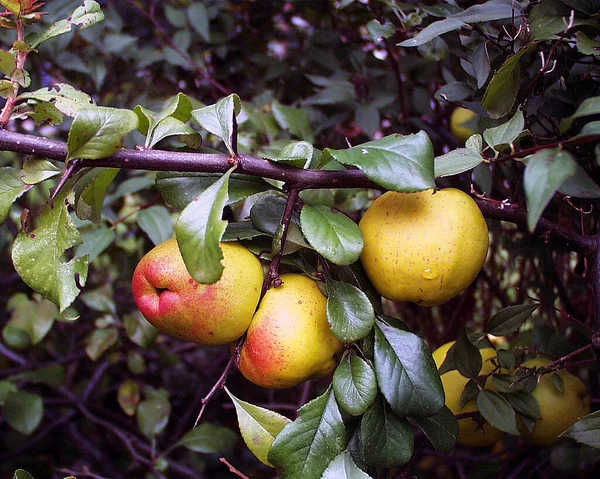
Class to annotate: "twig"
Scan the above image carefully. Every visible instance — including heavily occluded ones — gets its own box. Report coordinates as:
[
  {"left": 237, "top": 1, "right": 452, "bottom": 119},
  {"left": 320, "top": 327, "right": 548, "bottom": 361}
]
[
  {"left": 591, "top": 232, "right": 600, "bottom": 355},
  {"left": 219, "top": 457, "right": 250, "bottom": 479}
]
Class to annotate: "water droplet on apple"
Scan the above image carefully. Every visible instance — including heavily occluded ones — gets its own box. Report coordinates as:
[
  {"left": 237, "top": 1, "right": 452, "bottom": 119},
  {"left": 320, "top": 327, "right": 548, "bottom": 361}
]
[{"left": 421, "top": 268, "right": 439, "bottom": 280}]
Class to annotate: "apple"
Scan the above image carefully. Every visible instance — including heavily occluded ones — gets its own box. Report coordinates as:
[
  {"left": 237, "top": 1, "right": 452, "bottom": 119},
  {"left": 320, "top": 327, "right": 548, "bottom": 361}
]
[
  {"left": 359, "top": 188, "right": 488, "bottom": 306},
  {"left": 518, "top": 357, "right": 591, "bottom": 446},
  {"left": 132, "top": 238, "right": 264, "bottom": 346},
  {"left": 433, "top": 341, "right": 505, "bottom": 447},
  {"left": 450, "top": 107, "right": 478, "bottom": 143},
  {"left": 239, "top": 273, "right": 344, "bottom": 389}
]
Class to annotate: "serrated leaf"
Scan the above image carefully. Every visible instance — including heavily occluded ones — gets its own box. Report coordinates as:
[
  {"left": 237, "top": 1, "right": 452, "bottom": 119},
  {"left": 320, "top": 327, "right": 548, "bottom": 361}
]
[
  {"left": 487, "top": 304, "right": 538, "bottom": 336},
  {"left": 137, "top": 205, "right": 173, "bottom": 246},
  {"left": 175, "top": 167, "right": 233, "bottom": 284},
  {"left": 75, "top": 168, "right": 119, "bottom": 223},
  {"left": 137, "top": 397, "right": 171, "bottom": 439},
  {"left": 176, "top": 422, "right": 238, "bottom": 454},
  {"left": 412, "top": 406, "right": 459, "bottom": 452},
  {"left": 562, "top": 410, "right": 600, "bottom": 448},
  {"left": 269, "top": 389, "right": 346, "bottom": 478},
  {"left": 300, "top": 205, "right": 364, "bottom": 266},
  {"left": 322, "top": 450, "right": 372, "bottom": 479},
  {"left": 524, "top": 149, "right": 577, "bottom": 231},
  {"left": 326, "top": 280, "right": 374, "bottom": 342},
  {"left": 374, "top": 318, "right": 445, "bottom": 417},
  {"left": 226, "top": 387, "right": 291, "bottom": 466},
  {"left": 483, "top": 110, "right": 527, "bottom": 152},
  {"left": 434, "top": 148, "right": 484, "bottom": 178},
  {"left": 323, "top": 132, "right": 435, "bottom": 192},
  {"left": 85, "top": 327, "right": 118, "bottom": 361},
  {"left": 12, "top": 191, "right": 88, "bottom": 312},
  {"left": 118, "top": 379, "right": 140, "bottom": 416},
  {"left": 20, "top": 158, "right": 62, "bottom": 185},
  {"left": 477, "top": 389, "right": 519, "bottom": 435},
  {"left": 333, "top": 354, "right": 378, "bottom": 416},
  {"left": 272, "top": 100, "right": 313, "bottom": 142},
  {"left": 0, "top": 166, "right": 29, "bottom": 225},
  {"left": 67, "top": 106, "right": 138, "bottom": 161},
  {"left": 360, "top": 397, "right": 414, "bottom": 468},
  {"left": 4, "top": 390, "right": 43, "bottom": 436},
  {"left": 192, "top": 93, "right": 241, "bottom": 156},
  {"left": 19, "top": 83, "right": 95, "bottom": 117}
]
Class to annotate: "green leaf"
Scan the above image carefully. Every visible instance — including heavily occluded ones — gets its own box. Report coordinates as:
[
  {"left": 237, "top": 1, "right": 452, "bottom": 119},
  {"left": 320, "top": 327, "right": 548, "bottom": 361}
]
[
  {"left": 263, "top": 140, "right": 314, "bottom": 168},
  {"left": 505, "top": 390, "right": 541, "bottom": 419},
  {"left": 0, "top": 49, "right": 16, "bottom": 77},
  {"left": 323, "top": 132, "right": 435, "bottom": 192},
  {"left": 117, "top": 379, "right": 140, "bottom": 417},
  {"left": 272, "top": 100, "right": 314, "bottom": 142},
  {"left": 487, "top": 304, "right": 539, "bottom": 336},
  {"left": 20, "top": 158, "right": 62, "bottom": 185},
  {"left": 300, "top": 205, "right": 364, "bottom": 266},
  {"left": 12, "top": 470, "right": 34, "bottom": 479},
  {"left": 192, "top": 93, "right": 241, "bottom": 156},
  {"left": 74, "top": 168, "right": 120, "bottom": 223},
  {"left": 226, "top": 387, "right": 291, "bottom": 466},
  {"left": 85, "top": 327, "right": 118, "bottom": 361},
  {"left": 481, "top": 45, "right": 535, "bottom": 119},
  {"left": 0, "top": 166, "right": 29, "bottom": 225},
  {"left": 0, "top": 0, "right": 19, "bottom": 15},
  {"left": 8, "top": 364, "right": 65, "bottom": 388},
  {"left": 156, "top": 172, "right": 269, "bottom": 209},
  {"left": 524, "top": 149, "right": 577, "bottom": 232},
  {"left": 19, "top": 84, "right": 95, "bottom": 117},
  {"left": 374, "top": 318, "right": 445, "bottom": 417},
  {"left": 322, "top": 451, "right": 372, "bottom": 479},
  {"left": 188, "top": 2, "right": 210, "bottom": 41},
  {"left": 483, "top": 109, "right": 529, "bottom": 152},
  {"left": 124, "top": 311, "right": 159, "bottom": 348},
  {"left": 137, "top": 205, "right": 173, "bottom": 246},
  {"left": 560, "top": 96, "right": 600, "bottom": 133},
  {"left": 176, "top": 422, "right": 238, "bottom": 454},
  {"left": 412, "top": 406, "right": 459, "bottom": 453},
  {"left": 75, "top": 227, "right": 115, "bottom": 262},
  {"left": 562, "top": 410, "right": 600, "bottom": 448},
  {"left": 223, "top": 220, "right": 267, "bottom": 241},
  {"left": 269, "top": 388, "right": 346, "bottom": 478},
  {"left": 575, "top": 32, "right": 600, "bottom": 56},
  {"left": 175, "top": 167, "right": 233, "bottom": 284},
  {"left": 528, "top": 0, "right": 592, "bottom": 41},
  {"left": 434, "top": 148, "right": 484, "bottom": 178},
  {"left": 559, "top": 164, "right": 600, "bottom": 198},
  {"left": 4, "top": 390, "right": 43, "bottom": 436},
  {"left": 142, "top": 93, "right": 201, "bottom": 149},
  {"left": 360, "top": 397, "right": 414, "bottom": 468},
  {"left": 453, "top": 329, "right": 483, "bottom": 379},
  {"left": 333, "top": 354, "right": 378, "bottom": 416},
  {"left": 477, "top": 389, "right": 519, "bottom": 435},
  {"left": 12, "top": 192, "right": 88, "bottom": 312},
  {"left": 326, "top": 280, "right": 374, "bottom": 342},
  {"left": 147, "top": 116, "right": 202, "bottom": 149},
  {"left": 0, "top": 381, "right": 18, "bottom": 405},
  {"left": 3, "top": 294, "right": 58, "bottom": 347},
  {"left": 137, "top": 396, "right": 171, "bottom": 440}
]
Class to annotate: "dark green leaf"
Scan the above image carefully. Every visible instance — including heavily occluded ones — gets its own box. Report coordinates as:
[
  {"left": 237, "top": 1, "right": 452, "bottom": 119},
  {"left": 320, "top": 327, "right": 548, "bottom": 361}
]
[
  {"left": 492, "top": 373, "right": 525, "bottom": 393},
  {"left": 326, "top": 280, "right": 375, "bottom": 342},
  {"left": 434, "top": 148, "right": 484, "bottom": 178},
  {"left": 4, "top": 390, "right": 43, "bottom": 436},
  {"left": 487, "top": 304, "right": 538, "bottom": 336},
  {"left": 412, "top": 406, "right": 459, "bottom": 452},
  {"left": 505, "top": 390, "right": 541, "bottom": 419},
  {"left": 222, "top": 220, "right": 267, "bottom": 241},
  {"left": 560, "top": 96, "right": 600, "bottom": 133},
  {"left": 454, "top": 329, "right": 483, "bottom": 379},
  {"left": 8, "top": 364, "right": 66, "bottom": 388},
  {"left": 497, "top": 349, "right": 516, "bottom": 370},
  {"left": 176, "top": 422, "right": 238, "bottom": 454},
  {"left": 559, "top": 164, "right": 600, "bottom": 198},
  {"left": 333, "top": 354, "right": 378, "bottom": 416},
  {"left": 562, "top": 410, "right": 600, "bottom": 448},
  {"left": 477, "top": 389, "right": 519, "bottom": 435},
  {"left": 12, "top": 470, "right": 34, "bottom": 479}
]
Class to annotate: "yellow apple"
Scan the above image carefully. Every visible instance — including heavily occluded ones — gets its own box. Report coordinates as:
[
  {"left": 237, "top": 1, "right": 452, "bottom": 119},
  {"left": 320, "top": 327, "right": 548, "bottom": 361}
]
[
  {"left": 132, "top": 238, "right": 264, "bottom": 346},
  {"left": 239, "top": 273, "right": 344, "bottom": 389},
  {"left": 450, "top": 107, "right": 478, "bottom": 143},
  {"left": 359, "top": 189, "right": 488, "bottom": 306},
  {"left": 433, "top": 341, "right": 505, "bottom": 447},
  {"left": 518, "top": 358, "right": 591, "bottom": 446}
]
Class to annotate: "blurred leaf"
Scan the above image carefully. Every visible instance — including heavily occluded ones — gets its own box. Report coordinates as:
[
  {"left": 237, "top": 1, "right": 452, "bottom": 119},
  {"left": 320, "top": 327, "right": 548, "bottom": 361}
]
[
  {"left": 562, "top": 410, "right": 600, "bottom": 448},
  {"left": 477, "top": 389, "right": 519, "bottom": 435},
  {"left": 560, "top": 95, "right": 600, "bottom": 133},
  {"left": 20, "top": 158, "right": 62, "bottom": 185},
  {"left": 175, "top": 167, "right": 233, "bottom": 284},
  {"left": 4, "top": 390, "right": 43, "bottom": 436},
  {"left": 0, "top": 166, "right": 29, "bottom": 225},
  {"left": 524, "top": 149, "right": 577, "bottom": 231},
  {"left": 3, "top": 293, "right": 58, "bottom": 348},
  {"left": 75, "top": 227, "right": 115, "bottom": 262},
  {"left": 188, "top": 2, "right": 210, "bottom": 41},
  {"left": 551, "top": 372, "right": 565, "bottom": 393},
  {"left": 300, "top": 205, "right": 363, "bottom": 266},
  {"left": 80, "top": 284, "right": 115, "bottom": 314},
  {"left": 434, "top": 148, "right": 484, "bottom": 178},
  {"left": 0, "top": 381, "right": 18, "bottom": 405},
  {"left": 360, "top": 397, "right": 414, "bottom": 468},
  {"left": 137, "top": 205, "right": 173, "bottom": 246},
  {"left": 529, "top": 0, "right": 593, "bottom": 40},
  {"left": 412, "top": 406, "right": 459, "bottom": 452},
  {"left": 12, "top": 191, "right": 88, "bottom": 312},
  {"left": 322, "top": 451, "right": 372, "bottom": 479},
  {"left": 575, "top": 32, "right": 600, "bottom": 55},
  {"left": 19, "top": 83, "right": 95, "bottom": 117},
  {"left": 326, "top": 280, "right": 374, "bottom": 342},
  {"left": 0, "top": 49, "right": 16, "bottom": 76},
  {"left": 67, "top": 106, "right": 138, "bottom": 161},
  {"left": 333, "top": 354, "right": 378, "bottom": 416},
  {"left": 124, "top": 311, "right": 158, "bottom": 348},
  {"left": 487, "top": 304, "right": 539, "bottom": 336},
  {"left": 374, "top": 318, "right": 445, "bottom": 417},
  {"left": 137, "top": 396, "right": 171, "bottom": 439},
  {"left": 176, "top": 422, "right": 238, "bottom": 454},
  {"left": 434, "top": 82, "right": 473, "bottom": 102},
  {"left": 85, "top": 327, "right": 118, "bottom": 361},
  {"left": 269, "top": 388, "right": 346, "bottom": 478},
  {"left": 226, "top": 387, "right": 291, "bottom": 466},
  {"left": 192, "top": 93, "right": 241, "bottom": 156},
  {"left": 8, "top": 364, "right": 66, "bottom": 388},
  {"left": 118, "top": 379, "right": 140, "bottom": 416},
  {"left": 75, "top": 168, "right": 119, "bottom": 223},
  {"left": 272, "top": 100, "right": 313, "bottom": 142}
]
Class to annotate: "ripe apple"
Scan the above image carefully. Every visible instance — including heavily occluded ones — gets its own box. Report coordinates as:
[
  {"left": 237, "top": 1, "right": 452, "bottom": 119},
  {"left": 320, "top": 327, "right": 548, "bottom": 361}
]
[
  {"left": 359, "top": 188, "right": 488, "bottom": 306},
  {"left": 239, "top": 273, "right": 344, "bottom": 389},
  {"left": 433, "top": 341, "right": 505, "bottom": 447},
  {"left": 450, "top": 107, "right": 478, "bottom": 143},
  {"left": 518, "top": 357, "right": 591, "bottom": 446},
  {"left": 132, "top": 238, "right": 264, "bottom": 346}
]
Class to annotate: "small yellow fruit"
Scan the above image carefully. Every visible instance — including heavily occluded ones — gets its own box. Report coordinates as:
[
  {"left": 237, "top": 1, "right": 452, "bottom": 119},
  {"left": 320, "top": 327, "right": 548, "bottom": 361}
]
[
  {"left": 433, "top": 341, "right": 504, "bottom": 447},
  {"left": 359, "top": 189, "right": 488, "bottom": 306},
  {"left": 450, "top": 107, "right": 478, "bottom": 143},
  {"left": 518, "top": 358, "right": 591, "bottom": 446},
  {"left": 132, "top": 238, "right": 264, "bottom": 345},
  {"left": 239, "top": 274, "right": 343, "bottom": 389}
]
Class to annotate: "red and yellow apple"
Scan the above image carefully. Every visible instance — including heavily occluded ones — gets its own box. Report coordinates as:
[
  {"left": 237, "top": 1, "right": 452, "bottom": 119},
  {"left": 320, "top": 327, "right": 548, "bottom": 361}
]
[{"left": 132, "top": 238, "right": 264, "bottom": 346}]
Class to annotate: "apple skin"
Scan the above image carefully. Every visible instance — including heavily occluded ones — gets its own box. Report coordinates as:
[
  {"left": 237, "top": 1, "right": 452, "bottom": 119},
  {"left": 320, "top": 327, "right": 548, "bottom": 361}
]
[
  {"left": 518, "top": 358, "right": 591, "bottom": 446},
  {"left": 450, "top": 107, "right": 478, "bottom": 143},
  {"left": 433, "top": 341, "right": 504, "bottom": 447},
  {"left": 132, "top": 238, "right": 264, "bottom": 346},
  {"left": 359, "top": 188, "right": 488, "bottom": 306},
  {"left": 239, "top": 273, "right": 344, "bottom": 389}
]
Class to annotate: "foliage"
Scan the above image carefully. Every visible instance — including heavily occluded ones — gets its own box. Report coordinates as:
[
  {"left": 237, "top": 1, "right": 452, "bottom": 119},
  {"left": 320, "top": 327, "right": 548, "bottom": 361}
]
[{"left": 0, "top": 0, "right": 599, "bottom": 478}]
